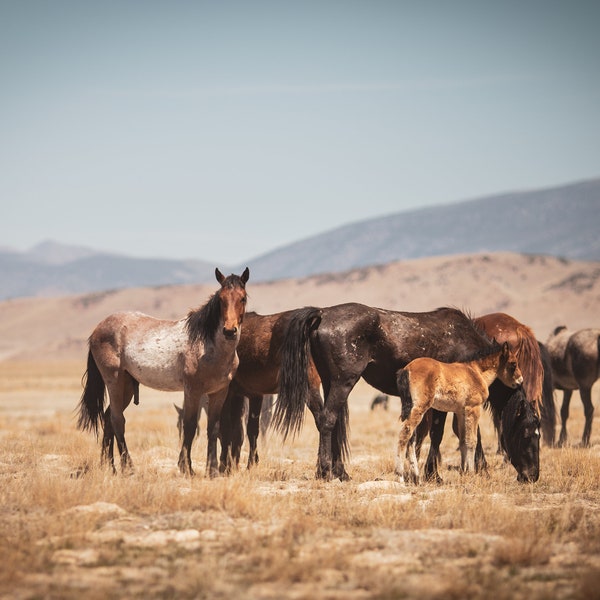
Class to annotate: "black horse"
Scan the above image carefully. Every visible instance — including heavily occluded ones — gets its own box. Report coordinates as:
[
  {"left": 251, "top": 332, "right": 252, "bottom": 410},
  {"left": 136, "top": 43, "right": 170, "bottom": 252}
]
[
  {"left": 275, "top": 303, "right": 502, "bottom": 481},
  {"left": 501, "top": 389, "right": 541, "bottom": 482}
]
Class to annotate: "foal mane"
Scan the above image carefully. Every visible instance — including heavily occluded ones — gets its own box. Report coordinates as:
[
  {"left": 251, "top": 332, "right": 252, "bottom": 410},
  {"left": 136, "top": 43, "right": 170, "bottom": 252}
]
[{"left": 185, "top": 273, "right": 247, "bottom": 345}]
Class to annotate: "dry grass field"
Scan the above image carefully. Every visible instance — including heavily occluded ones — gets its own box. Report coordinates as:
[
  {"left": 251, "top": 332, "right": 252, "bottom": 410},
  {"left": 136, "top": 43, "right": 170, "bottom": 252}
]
[{"left": 2, "top": 360, "right": 600, "bottom": 600}]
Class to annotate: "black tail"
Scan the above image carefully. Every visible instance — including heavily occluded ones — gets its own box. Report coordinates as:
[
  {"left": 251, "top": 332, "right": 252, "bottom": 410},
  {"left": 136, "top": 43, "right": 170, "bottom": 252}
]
[
  {"left": 273, "top": 307, "right": 322, "bottom": 440},
  {"left": 538, "top": 341, "right": 556, "bottom": 447},
  {"left": 397, "top": 368, "right": 413, "bottom": 421},
  {"left": 77, "top": 350, "right": 106, "bottom": 437}
]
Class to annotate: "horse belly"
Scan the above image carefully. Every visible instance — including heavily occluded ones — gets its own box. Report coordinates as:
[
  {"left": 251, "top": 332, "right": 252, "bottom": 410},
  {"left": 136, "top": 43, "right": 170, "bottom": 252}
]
[{"left": 123, "top": 333, "right": 186, "bottom": 392}]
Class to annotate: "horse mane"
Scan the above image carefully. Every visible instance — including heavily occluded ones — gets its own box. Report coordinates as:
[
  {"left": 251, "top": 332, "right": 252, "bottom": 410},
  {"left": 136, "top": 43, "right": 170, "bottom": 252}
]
[
  {"left": 511, "top": 323, "right": 544, "bottom": 413},
  {"left": 185, "top": 273, "right": 248, "bottom": 345},
  {"left": 459, "top": 338, "right": 503, "bottom": 363},
  {"left": 186, "top": 292, "right": 222, "bottom": 345}
]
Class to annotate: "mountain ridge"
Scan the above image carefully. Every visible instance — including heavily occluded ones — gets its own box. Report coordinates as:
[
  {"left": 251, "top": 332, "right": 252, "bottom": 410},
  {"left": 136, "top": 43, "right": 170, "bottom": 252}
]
[{"left": 2, "top": 178, "right": 599, "bottom": 300}]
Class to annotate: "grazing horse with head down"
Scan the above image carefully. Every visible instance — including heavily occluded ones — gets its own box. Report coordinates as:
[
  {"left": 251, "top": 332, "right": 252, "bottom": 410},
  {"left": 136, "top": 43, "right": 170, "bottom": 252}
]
[
  {"left": 546, "top": 325, "right": 600, "bottom": 447},
  {"left": 395, "top": 341, "right": 523, "bottom": 484},
  {"left": 77, "top": 267, "right": 249, "bottom": 477},
  {"left": 275, "top": 303, "right": 498, "bottom": 481},
  {"left": 501, "top": 389, "right": 541, "bottom": 482}
]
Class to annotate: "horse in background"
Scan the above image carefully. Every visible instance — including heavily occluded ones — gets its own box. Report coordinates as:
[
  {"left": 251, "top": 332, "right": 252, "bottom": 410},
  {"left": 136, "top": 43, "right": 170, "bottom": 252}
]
[
  {"left": 77, "top": 267, "right": 249, "bottom": 477},
  {"left": 370, "top": 394, "right": 389, "bottom": 411},
  {"left": 546, "top": 326, "right": 600, "bottom": 447}
]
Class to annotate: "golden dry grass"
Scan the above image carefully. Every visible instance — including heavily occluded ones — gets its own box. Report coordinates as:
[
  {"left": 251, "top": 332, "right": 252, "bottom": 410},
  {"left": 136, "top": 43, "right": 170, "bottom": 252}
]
[{"left": 1, "top": 361, "right": 600, "bottom": 599}]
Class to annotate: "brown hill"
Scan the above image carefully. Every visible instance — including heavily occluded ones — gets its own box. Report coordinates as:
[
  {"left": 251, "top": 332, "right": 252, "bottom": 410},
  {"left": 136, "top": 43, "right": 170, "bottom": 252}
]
[{"left": 1, "top": 252, "right": 598, "bottom": 362}]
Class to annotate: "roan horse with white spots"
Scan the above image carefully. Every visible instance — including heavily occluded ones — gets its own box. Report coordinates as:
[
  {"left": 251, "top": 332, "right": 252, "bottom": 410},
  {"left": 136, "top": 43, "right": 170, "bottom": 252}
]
[
  {"left": 395, "top": 341, "right": 523, "bottom": 484},
  {"left": 77, "top": 267, "right": 249, "bottom": 477}
]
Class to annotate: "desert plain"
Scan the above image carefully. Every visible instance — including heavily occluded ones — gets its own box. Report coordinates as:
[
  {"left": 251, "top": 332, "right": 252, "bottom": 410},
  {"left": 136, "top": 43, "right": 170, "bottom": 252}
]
[{"left": 1, "top": 252, "right": 600, "bottom": 599}]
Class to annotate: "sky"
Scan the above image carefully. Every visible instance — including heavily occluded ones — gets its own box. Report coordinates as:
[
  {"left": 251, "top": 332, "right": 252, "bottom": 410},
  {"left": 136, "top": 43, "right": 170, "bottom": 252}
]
[{"left": 1, "top": 1, "right": 599, "bottom": 265}]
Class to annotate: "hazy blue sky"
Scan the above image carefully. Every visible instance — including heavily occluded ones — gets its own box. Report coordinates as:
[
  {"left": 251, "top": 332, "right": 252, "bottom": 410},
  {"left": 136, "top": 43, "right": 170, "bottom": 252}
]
[{"left": 1, "top": 1, "right": 599, "bottom": 265}]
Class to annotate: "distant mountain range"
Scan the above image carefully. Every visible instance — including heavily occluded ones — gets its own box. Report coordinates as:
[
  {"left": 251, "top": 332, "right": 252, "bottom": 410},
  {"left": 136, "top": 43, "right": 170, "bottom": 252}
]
[{"left": 1, "top": 178, "right": 599, "bottom": 300}]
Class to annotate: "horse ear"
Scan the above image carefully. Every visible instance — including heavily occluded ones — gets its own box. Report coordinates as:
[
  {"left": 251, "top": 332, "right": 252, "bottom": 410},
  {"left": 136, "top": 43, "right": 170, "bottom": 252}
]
[
  {"left": 241, "top": 267, "right": 250, "bottom": 284},
  {"left": 502, "top": 341, "right": 509, "bottom": 357},
  {"left": 215, "top": 268, "right": 225, "bottom": 284}
]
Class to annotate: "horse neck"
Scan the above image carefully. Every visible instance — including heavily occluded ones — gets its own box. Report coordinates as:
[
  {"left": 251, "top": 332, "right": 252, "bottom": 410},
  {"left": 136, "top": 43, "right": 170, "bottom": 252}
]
[{"left": 469, "top": 353, "right": 502, "bottom": 388}]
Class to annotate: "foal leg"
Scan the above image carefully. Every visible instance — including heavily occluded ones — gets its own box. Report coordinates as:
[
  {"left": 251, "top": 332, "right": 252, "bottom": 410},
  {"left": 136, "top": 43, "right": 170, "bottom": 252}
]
[
  {"left": 558, "top": 389, "right": 572, "bottom": 447},
  {"left": 461, "top": 405, "right": 481, "bottom": 474},
  {"left": 580, "top": 387, "right": 594, "bottom": 447}
]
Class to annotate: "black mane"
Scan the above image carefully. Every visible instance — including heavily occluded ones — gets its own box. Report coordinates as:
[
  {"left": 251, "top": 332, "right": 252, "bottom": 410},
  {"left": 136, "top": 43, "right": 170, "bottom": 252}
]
[
  {"left": 185, "top": 273, "right": 247, "bottom": 345},
  {"left": 186, "top": 292, "right": 222, "bottom": 345}
]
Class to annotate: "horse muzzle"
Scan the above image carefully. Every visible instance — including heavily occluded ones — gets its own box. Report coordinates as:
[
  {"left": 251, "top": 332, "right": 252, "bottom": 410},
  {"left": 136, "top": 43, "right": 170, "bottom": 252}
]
[{"left": 222, "top": 326, "right": 238, "bottom": 340}]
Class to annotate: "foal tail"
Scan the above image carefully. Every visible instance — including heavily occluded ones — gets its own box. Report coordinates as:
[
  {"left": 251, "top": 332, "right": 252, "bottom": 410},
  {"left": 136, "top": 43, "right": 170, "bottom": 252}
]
[
  {"left": 396, "top": 368, "right": 413, "bottom": 421},
  {"left": 273, "top": 307, "right": 322, "bottom": 440},
  {"left": 77, "top": 350, "right": 106, "bottom": 437}
]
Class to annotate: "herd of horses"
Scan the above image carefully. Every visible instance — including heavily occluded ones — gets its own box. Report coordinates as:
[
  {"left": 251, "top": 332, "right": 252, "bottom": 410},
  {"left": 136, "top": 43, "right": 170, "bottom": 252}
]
[{"left": 78, "top": 268, "right": 600, "bottom": 485}]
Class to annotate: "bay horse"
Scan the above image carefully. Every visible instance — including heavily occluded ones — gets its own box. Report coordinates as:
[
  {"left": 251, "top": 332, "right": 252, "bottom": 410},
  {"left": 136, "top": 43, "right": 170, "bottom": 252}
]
[
  {"left": 422, "top": 312, "right": 548, "bottom": 481},
  {"left": 77, "top": 267, "right": 249, "bottom": 477},
  {"left": 274, "top": 303, "right": 498, "bottom": 481},
  {"left": 207, "top": 309, "right": 323, "bottom": 473},
  {"left": 545, "top": 325, "right": 600, "bottom": 447},
  {"left": 395, "top": 341, "right": 523, "bottom": 483}
]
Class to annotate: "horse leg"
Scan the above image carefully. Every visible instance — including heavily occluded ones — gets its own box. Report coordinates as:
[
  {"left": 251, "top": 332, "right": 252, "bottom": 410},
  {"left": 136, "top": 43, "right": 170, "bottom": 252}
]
[
  {"left": 332, "top": 408, "right": 351, "bottom": 481},
  {"left": 474, "top": 426, "right": 488, "bottom": 474},
  {"left": 396, "top": 410, "right": 425, "bottom": 484},
  {"left": 558, "top": 389, "right": 573, "bottom": 447},
  {"left": 206, "top": 387, "right": 229, "bottom": 478},
  {"left": 178, "top": 393, "right": 201, "bottom": 477},
  {"left": 580, "top": 387, "right": 594, "bottom": 447},
  {"left": 247, "top": 395, "right": 263, "bottom": 468},
  {"left": 462, "top": 405, "right": 481, "bottom": 473},
  {"left": 424, "top": 410, "right": 447, "bottom": 483},
  {"left": 218, "top": 390, "right": 245, "bottom": 474},
  {"left": 101, "top": 406, "right": 116, "bottom": 474},
  {"left": 316, "top": 378, "right": 356, "bottom": 481},
  {"left": 106, "top": 375, "right": 135, "bottom": 474}
]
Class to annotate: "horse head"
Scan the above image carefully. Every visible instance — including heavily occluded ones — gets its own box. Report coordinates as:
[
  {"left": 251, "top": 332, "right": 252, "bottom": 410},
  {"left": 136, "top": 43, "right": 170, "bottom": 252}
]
[
  {"left": 215, "top": 267, "right": 250, "bottom": 340},
  {"left": 501, "top": 389, "right": 540, "bottom": 483},
  {"left": 498, "top": 342, "right": 524, "bottom": 389}
]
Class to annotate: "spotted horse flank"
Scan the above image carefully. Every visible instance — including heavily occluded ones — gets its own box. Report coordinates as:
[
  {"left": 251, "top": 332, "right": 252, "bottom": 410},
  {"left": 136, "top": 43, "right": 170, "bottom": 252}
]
[
  {"left": 395, "top": 341, "right": 523, "bottom": 484},
  {"left": 77, "top": 267, "right": 249, "bottom": 477}
]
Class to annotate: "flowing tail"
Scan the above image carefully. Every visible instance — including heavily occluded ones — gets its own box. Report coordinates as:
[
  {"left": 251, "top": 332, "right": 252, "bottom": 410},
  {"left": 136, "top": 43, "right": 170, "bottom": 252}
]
[
  {"left": 273, "top": 307, "right": 322, "bottom": 440},
  {"left": 396, "top": 368, "right": 413, "bottom": 421},
  {"left": 77, "top": 350, "right": 106, "bottom": 437}
]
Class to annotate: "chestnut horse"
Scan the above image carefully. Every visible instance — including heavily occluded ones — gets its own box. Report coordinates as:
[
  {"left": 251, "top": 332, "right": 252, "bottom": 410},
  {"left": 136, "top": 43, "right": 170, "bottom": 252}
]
[
  {"left": 546, "top": 325, "right": 600, "bottom": 447},
  {"left": 77, "top": 267, "right": 249, "bottom": 477},
  {"left": 396, "top": 341, "right": 523, "bottom": 483},
  {"left": 275, "top": 304, "right": 498, "bottom": 481},
  {"left": 422, "top": 312, "right": 548, "bottom": 481}
]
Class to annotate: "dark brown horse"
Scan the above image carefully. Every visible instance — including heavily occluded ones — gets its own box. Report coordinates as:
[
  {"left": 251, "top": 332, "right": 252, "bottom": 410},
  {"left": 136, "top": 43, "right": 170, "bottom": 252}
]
[
  {"left": 396, "top": 341, "right": 523, "bottom": 483},
  {"left": 275, "top": 303, "right": 498, "bottom": 481},
  {"left": 217, "top": 309, "right": 322, "bottom": 472},
  {"left": 77, "top": 268, "right": 249, "bottom": 477},
  {"left": 546, "top": 325, "right": 600, "bottom": 447},
  {"left": 422, "top": 312, "right": 548, "bottom": 481}
]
